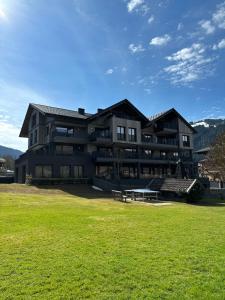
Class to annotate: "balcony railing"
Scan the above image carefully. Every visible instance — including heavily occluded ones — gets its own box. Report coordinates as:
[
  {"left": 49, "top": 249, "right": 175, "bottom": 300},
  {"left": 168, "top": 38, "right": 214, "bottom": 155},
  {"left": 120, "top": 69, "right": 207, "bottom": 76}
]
[
  {"left": 89, "top": 131, "right": 112, "bottom": 141},
  {"left": 93, "top": 151, "right": 181, "bottom": 161},
  {"left": 157, "top": 138, "right": 178, "bottom": 146},
  {"left": 141, "top": 136, "right": 154, "bottom": 143},
  {"left": 156, "top": 123, "right": 178, "bottom": 131},
  {"left": 142, "top": 135, "right": 178, "bottom": 146},
  {"left": 52, "top": 130, "right": 88, "bottom": 139}
]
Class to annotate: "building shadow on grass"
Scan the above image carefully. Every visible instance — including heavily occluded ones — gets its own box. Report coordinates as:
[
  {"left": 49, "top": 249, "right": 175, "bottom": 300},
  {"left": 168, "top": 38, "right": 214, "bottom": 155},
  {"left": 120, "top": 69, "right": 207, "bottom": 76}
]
[
  {"left": 33, "top": 184, "right": 111, "bottom": 199},
  {"left": 30, "top": 184, "right": 225, "bottom": 206}
]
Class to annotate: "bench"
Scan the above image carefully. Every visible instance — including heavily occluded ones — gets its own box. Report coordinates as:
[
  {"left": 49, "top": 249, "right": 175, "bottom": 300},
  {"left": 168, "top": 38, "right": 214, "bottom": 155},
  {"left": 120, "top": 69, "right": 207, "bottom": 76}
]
[{"left": 112, "top": 190, "right": 128, "bottom": 203}]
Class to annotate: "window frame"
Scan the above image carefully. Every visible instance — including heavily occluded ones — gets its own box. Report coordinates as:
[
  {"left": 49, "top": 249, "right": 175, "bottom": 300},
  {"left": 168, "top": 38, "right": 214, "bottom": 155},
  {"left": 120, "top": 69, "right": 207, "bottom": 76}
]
[
  {"left": 117, "top": 126, "right": 126, "bottom": 141},
  {"left": 74, "top": 165, "right": 84, "bottom": 178},
  {"left": 128, "top": 127, "right": 137, "bottom": 142}
]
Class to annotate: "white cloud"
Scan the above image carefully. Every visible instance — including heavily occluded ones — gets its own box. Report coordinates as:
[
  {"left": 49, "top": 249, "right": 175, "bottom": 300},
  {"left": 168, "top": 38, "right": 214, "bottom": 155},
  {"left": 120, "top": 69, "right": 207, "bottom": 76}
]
[
  {"left": 199, "top": 20, "right": 215, "bottom": 34},
  {"left": 127, "top": 0, "right": 144, "bottom": 13},
  {"left": 126, "top": 0, "right": 149, "bottom": 15},
  {"left": 128, "top": 43, "right": 145, "bottom": 53},
  {"left": 212, "top": 1, "right": 225, "bottom": 29},
  {"left": 150, "top": 34, "right": 171, "bottom": 46},
  {"left": 105, "top": 68, "right": 114, "bottom": 75},
  {"left": 212, "top": 38, "right": 225, "bottom": 50},
  {"left": 164, "top": 43, "right": 214, "bottom": 85},
  {"left": 147, "top": 15, "right": 154, "bottom": 24}
]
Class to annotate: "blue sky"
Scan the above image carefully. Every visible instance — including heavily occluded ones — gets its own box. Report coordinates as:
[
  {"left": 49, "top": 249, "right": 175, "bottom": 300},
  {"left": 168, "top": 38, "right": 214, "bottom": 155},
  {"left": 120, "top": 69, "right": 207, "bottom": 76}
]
[{"left": 0, "top": 0, "right": 225, "bottom": 150}]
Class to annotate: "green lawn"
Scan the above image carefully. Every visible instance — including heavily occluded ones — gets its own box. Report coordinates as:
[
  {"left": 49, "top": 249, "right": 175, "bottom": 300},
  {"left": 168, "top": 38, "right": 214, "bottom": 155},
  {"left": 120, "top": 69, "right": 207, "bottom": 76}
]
[{"left": 0, "top": 185, "right": 224, "bottom": 299}]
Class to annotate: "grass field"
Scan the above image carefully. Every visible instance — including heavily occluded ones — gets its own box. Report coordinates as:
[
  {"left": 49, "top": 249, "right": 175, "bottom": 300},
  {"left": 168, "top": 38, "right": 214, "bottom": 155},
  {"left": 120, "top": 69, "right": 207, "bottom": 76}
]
[{"left": 0, "top": 184, "right": 225, "bottom": 299}]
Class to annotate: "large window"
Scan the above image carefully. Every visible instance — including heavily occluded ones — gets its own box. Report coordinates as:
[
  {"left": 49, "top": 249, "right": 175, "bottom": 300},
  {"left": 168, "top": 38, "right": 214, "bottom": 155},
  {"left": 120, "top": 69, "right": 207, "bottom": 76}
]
[
  {"left": 60, "top": 165, "right": 70, "bottom": 178},
  {"left": 128, "top": 128, "right": 137, "bottom": 142},
  {"left": 55, "top": 127, "right": 74, "bottom": 136},
  {"left": 56, "top": 145, "right": 73, "bottom": 155},
  {"left": 35, "top": 165, "right": 52, "bottom": 178},
  {"left": 120, "top": 166, "right": 137, "bottom": 178},
  {"left": 74, "top": 165, "right": 84, "bottom": 178},
  {"left": 117, "top": 126, "right": 126, "bottom": 140},
  {"left": 182, "top": 135, "right": 190, "bottom": 147},
  {"left": 96, "top": 128, "right": 110, "bottom": 138}
]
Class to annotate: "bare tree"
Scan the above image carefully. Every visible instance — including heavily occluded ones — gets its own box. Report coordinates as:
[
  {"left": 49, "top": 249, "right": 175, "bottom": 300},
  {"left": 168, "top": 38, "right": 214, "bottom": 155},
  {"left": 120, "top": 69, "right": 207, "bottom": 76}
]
[{"left": 205, "top": 132, "right": 225, "bottom": 186}]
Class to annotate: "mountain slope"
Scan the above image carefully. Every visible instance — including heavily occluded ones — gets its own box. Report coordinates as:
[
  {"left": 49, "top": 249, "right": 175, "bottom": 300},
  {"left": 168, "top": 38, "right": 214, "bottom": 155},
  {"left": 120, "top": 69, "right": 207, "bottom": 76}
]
[
  {"left": 0, "top": 145, "right": 23, "bottom": 158},
  {"left": 191, "top": 119, "right": 225, "bottom": 150}
]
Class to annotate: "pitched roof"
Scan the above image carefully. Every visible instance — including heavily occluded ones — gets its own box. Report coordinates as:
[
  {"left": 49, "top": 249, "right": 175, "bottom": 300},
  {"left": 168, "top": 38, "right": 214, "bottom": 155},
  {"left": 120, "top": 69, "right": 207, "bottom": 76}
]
[
  {"left": 148, "top": 110, "right": 170, "bottom": 121},
  {"left": 88, "top": 99, "right": 149, "bottom": 123},
  {"left": 19, "top": 103, "right": 91, "bottom": 137},
  {"left": 148, "top": 108, "right": 197, "bottom": 133},
  {"left": 31, "top": 103, "right": 90, "bottom": 119}
]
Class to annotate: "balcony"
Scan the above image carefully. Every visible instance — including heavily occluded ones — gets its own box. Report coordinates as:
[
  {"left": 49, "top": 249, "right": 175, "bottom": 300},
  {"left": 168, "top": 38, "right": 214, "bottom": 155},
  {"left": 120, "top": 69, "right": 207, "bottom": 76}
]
[
  {"left": 52, "top": 130, "right": 88, "bottom": 143},
  {"left": 141, "top": 135, "right": 178, "bottom": 148},
  {"left": 155, "top": 122, "right": 178, "bottom": 135},
  {"left": 92, "top": 151, "right": 180, "bottom": 163},
  {"left": 89, "top": 131, "right": 112, "bottom": 143},
  {"left": 157, "top": 138, "right": 178, "bottom": 146}
]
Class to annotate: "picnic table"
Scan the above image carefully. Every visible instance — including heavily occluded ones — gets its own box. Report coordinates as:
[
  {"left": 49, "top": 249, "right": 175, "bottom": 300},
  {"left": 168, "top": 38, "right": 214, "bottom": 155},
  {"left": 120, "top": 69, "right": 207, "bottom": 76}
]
[{"left": 124, "top": 188, "right": 159, "bottom": 201}]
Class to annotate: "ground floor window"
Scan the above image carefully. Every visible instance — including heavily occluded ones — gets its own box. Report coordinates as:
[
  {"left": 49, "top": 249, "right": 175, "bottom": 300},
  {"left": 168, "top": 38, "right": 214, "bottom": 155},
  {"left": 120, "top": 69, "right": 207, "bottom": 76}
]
[
  {"left": 96, "top": 165, "right": 113, "bottom": 179},
  {"left": 35, "top": 165, "right": 52, "bottom": 178},
  {"left": 120, "top": 166, "right": 137, "bottom": 178},
  {"left": 60, "top": 165, "right": 71, "bottom": 178},
  {"left": 74, "top": 165, "right": 84, "bottom": 178}
]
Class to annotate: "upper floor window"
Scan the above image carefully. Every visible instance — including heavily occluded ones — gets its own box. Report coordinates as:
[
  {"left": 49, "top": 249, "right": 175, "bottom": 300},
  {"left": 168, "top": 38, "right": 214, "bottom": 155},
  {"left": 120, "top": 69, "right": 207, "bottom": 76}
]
[
  {"left": 56, "top": 145, "right": 73, "bottom": 155},
  {"left": 142, "top": 134, "right": 152, "bottom": 143},
  {"left": 31, "top": 113, "right": 36, "bottom": 128},
  {"left": 182, "top": 135, "right": 190, "bottom": 147},
  {"left": 34, "top": 130, "right": 37, "bottom": 144},
  {"left": 143, "top": 149, "right": 152, "bottom": 157},
  {"left": 46, "top": 126, "right": 49, "bottom": 136},
  {"left": 117, "top": 126, "right": 126, "bottom": 141},
  {"left": 173, "top": 152, "right": 179, "bottom": 157},
  {"left": 96, "top": 128, "right": 110, "bottom": 138},
  {"left": 128, "top": 128, "right": 137, "bottom": 142},
  {"left": 55, "top": 127, "right": 74, "bottom": 136},
  {"left": 160, "top": 151, "right": 167, "bottom": 158}
]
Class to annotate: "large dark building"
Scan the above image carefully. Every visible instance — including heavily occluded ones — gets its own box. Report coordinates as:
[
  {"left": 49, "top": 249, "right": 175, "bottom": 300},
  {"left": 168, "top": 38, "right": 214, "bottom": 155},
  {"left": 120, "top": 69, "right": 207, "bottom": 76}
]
[{"left": 15, "top": 99, "right": 196, "bottom": 184}]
